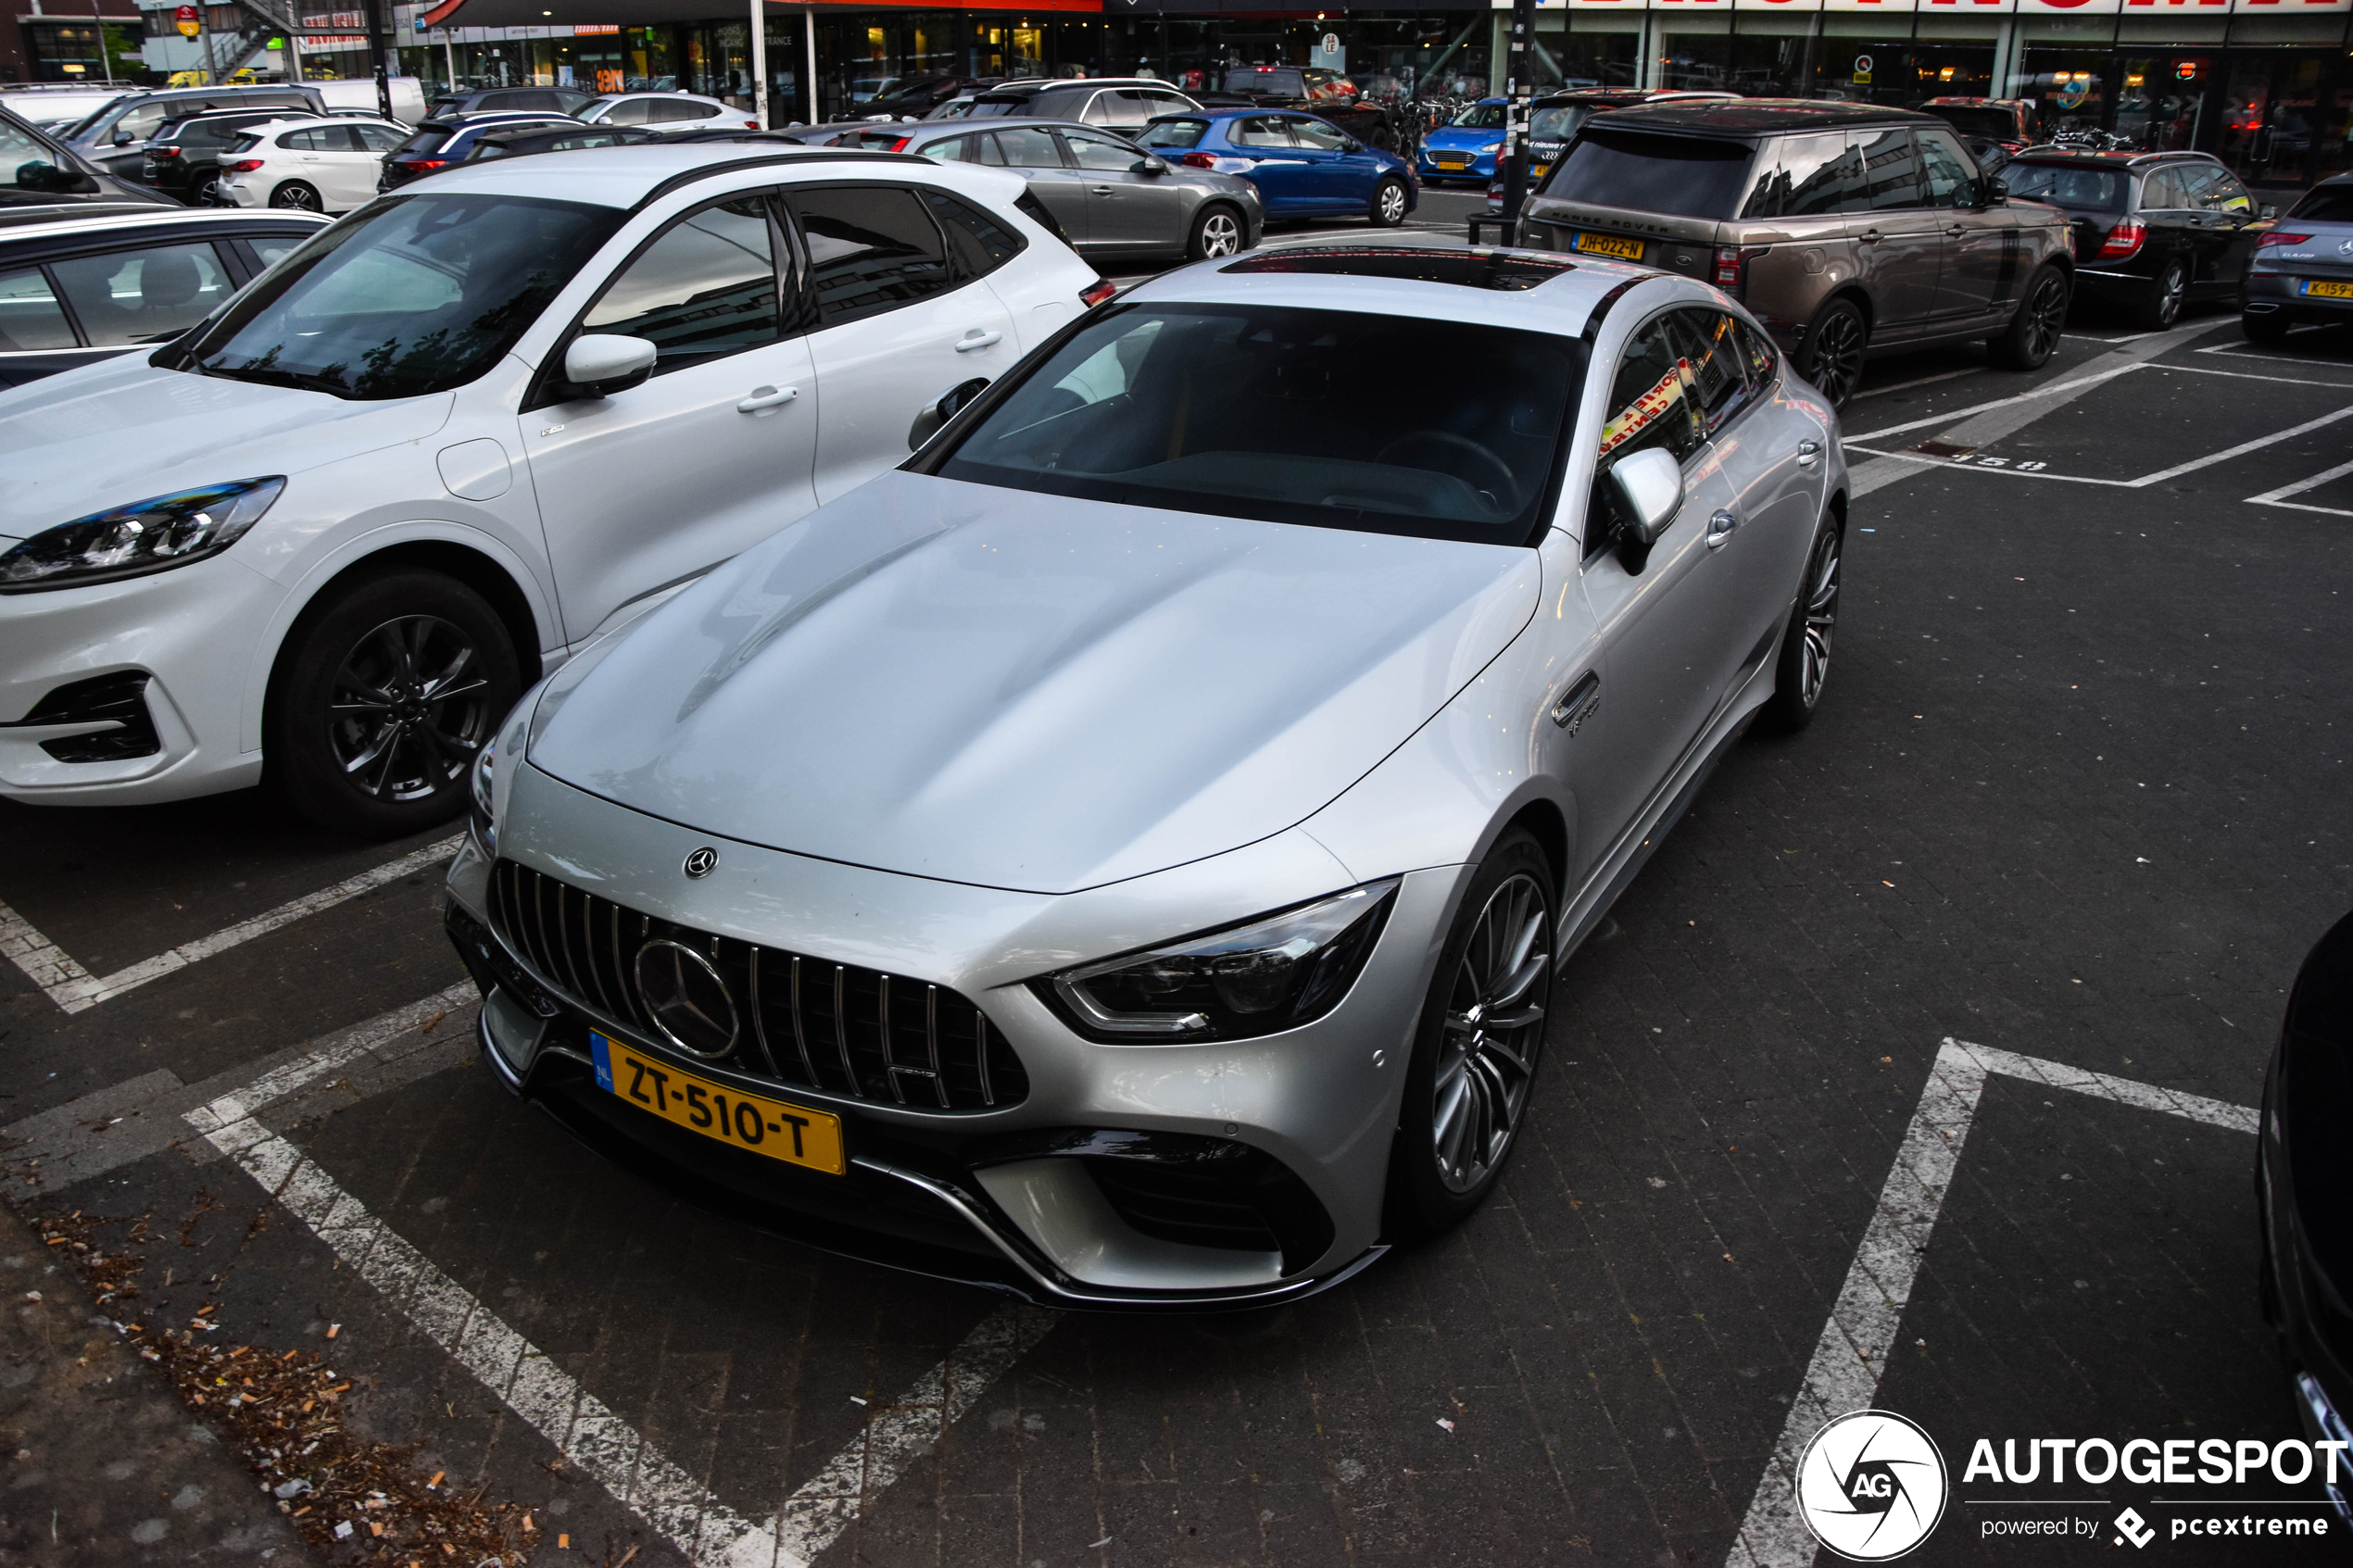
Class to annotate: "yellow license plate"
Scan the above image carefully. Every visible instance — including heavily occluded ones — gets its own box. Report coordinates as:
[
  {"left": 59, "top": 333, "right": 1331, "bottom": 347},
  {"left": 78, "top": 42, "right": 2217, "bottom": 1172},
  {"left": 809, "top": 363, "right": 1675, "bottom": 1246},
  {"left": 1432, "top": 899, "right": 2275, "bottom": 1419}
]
[
  {"left": 2300, "top": 279, "right": 2353, "bottom": 298},
  {"left": 591, "top": 1030, "right": 845, "bottom": 1174},
  {"left": 1572, "top": 231, "right": 1645, "bottom": 261},
  {"left": 1531, "top": 162, "right": 1550, "bottom": 179}
]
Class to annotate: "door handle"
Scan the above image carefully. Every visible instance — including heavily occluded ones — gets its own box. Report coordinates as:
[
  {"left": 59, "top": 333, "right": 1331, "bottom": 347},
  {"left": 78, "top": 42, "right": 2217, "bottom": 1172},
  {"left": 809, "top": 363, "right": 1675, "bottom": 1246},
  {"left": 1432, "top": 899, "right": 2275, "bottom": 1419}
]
[
  {"left": 1088, "top": 184, "right": 1115, "bottom": 195},
  {"left": 1857, "top": 229, "right": 1883, "bottom": 245},
  {"left": 1796, "top": 439, "right": 1821, "bottom": 468},
  {"left": 954, "top": 331, "right": 1002, "bottom": 353},
  {"left": 736, "top": 384, "right": 798, "bottom": 412},
  {"left": 1551, "top": 671, "right": 1601, "bottom": 733},
  {"left": 1946, "top": 224, "right": 1968, "bottom": 236},
  {"left": 1705, "top": 508, "right": 1741, "bottom": 549}
]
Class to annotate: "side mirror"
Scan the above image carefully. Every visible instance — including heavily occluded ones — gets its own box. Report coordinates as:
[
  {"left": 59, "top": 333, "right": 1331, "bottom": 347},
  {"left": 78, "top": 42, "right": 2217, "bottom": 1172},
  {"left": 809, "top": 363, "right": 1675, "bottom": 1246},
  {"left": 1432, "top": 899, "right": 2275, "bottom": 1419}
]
[
  {"left": 1131, "top": 157, "right": 1168, "bottom": 176},
  {"left": 1980, "top": 176, "right": 2008, "bottom": 206},
  {"left": 2262, "top": 203, "right": 2279, "bottom": 220},
  {"left": 112, "top": 131, "right": 132, "bottom": 146},
  {"left": 13, "top": 161, "right": 82, "bottom": 194},
  {"left": 560, "top": 333, "right": 658, "bottom": 397},
  {"left": 1604, "top": 446, "right": 1684, "bottom": 548},
  {"left": 907, "top": 375, "right": 990, "bottom": 449}
]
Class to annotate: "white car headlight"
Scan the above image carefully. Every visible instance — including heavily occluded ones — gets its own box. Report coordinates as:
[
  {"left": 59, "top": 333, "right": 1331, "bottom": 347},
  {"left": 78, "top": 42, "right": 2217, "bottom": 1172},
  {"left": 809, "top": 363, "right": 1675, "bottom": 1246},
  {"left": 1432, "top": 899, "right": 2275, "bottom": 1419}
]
[
  {"left": 1043, "top": 880, "right": 1399, "bottom": 1043},
  {"left": 470, "top": 737, "right": 498, "bottom": 850},
  {"left": 0, "top": 477, "right": 283, "bottom": 592}
]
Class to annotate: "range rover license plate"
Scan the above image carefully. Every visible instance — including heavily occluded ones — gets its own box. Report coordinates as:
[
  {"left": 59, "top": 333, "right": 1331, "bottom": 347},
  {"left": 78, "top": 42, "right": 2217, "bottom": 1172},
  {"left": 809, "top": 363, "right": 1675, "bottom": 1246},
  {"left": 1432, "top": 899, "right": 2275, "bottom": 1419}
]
[
  {"left": 591, "top": 1030, "right": 845, "bottom": 1173},
  {"left": 2300, "top": 279, "right": 2353, "bottom": 298},
  {"left": 1572, "top": 231, "right": 1644, "bottom": 261}
]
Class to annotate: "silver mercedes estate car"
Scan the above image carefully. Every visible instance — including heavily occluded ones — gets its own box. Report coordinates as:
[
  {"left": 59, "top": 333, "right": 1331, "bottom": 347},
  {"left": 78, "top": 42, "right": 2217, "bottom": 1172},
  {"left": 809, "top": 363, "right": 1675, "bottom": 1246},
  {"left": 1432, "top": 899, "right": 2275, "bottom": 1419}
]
[{"left": 443, "top": 243, "right": 1849, "bottom": 1310}]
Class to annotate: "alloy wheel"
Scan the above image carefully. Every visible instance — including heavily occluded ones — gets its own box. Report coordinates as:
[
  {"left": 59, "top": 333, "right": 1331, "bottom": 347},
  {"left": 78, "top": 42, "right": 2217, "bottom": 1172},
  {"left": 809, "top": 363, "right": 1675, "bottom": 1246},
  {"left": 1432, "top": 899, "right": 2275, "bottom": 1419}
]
[
  {"left": 1798, "top": 530, "right": 1841, "bottom": 710},
  {"left": 271, "top": 182, "right": 321, "bottom": 211},
  {"left": 326, "top": 614, "right": 494, "bottom": 802},
  {"left": 1431, "top": 872, "right": 1551, "bottom": 1194},
  {"left": 2155, "top": 263, "right": 2187, "bottom": 329},
  {"left": 1378, "top": 181, "right": 1407, "bottom": 223},
  {"left": 2023, "top": 272, "right": 2070, "bottom": 358},
  {"left": 1806, "top": 310, "right": 1865, "bottom": 404},
  {"left": 1201, "top": 211, "right": 1240, "bottom": 257}
]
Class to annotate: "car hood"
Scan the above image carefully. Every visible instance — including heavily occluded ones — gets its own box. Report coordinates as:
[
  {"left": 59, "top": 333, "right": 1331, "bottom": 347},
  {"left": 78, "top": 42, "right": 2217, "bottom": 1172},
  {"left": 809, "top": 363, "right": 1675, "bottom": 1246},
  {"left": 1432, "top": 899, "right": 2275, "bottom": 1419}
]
[
  {"left": 528, "top": 470, "right": 1541, "bottom": 895},
  {"left": 1426, "top": 128, "right": 1503, "bottom": 149},
  {"left": 0, "top": 358, "right": 452, "bottom": 543}
]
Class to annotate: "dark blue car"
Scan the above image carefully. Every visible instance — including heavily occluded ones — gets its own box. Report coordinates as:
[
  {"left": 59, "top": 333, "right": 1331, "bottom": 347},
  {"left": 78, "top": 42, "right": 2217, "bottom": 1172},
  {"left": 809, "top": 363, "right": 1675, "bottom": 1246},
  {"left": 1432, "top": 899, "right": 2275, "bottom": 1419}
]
[{"left": 1138, "top": 108, "right": 1416, "bottom": 226}]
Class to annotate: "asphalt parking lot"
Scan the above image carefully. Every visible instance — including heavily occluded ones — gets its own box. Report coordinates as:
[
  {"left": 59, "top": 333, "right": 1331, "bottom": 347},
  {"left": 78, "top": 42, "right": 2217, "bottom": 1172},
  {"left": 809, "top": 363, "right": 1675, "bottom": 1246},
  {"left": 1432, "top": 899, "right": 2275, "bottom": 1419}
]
[{"left": 5, "top": 248, "right": 2351, "bottom": 1567}]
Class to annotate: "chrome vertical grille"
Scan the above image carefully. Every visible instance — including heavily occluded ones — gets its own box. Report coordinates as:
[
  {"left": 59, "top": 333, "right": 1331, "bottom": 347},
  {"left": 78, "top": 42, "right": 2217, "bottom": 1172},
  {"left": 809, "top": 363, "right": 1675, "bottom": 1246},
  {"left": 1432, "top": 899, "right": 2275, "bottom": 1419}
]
[{"left": 487, "top": 859, "right": 1028, "bottom": 1112}]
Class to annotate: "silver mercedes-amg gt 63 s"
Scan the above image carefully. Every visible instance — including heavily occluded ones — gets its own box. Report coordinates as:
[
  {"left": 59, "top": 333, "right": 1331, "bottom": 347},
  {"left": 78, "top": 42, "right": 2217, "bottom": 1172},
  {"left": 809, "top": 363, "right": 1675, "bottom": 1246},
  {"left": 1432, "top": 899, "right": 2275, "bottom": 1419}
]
[{"left": 443, "top": 243, "right": 1848, "bottom": 1310}]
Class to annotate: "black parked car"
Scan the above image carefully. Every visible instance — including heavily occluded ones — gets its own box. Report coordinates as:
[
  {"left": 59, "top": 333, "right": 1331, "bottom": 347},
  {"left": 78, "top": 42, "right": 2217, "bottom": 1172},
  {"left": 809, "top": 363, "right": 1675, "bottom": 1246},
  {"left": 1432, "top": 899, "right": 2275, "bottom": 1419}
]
[
  {"left": 139, "top": 107, "right": 320, "bottom": 204},
  {"left": 2003, "top": 148, "right": 2272, "bottom": 329},
  {"left": 1, "top": 100, "right": 170, "bottom": 210},
  {"left": 462, "top": 124, "right": 662, "bottom": 162},
  {"left": 0, "top": 207, "right": 328, "bottom": 389},
  {"left": 378, "top": 112, "right": 585, "bottom": 190},
  {"left": 2260, "top": 908, "right": 2353, "bottom": 1528},
  {"left": 62, "top": 85, "right": 327, "bottom": 183},
  {"left": 855, "top": 74, "right": 992, "bottom": 120},
  {"left": 2241, "top": 174, "right": 2353, "bottom": 343},
  {"left": 424, "top": 86, "right": 596, "bottom": 119}
]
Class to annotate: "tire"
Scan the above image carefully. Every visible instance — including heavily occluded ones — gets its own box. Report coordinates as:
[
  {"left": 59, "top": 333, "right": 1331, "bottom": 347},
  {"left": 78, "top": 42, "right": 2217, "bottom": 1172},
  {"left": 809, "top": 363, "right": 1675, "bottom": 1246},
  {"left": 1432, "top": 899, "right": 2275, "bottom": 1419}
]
[
  {"left": 1797, "top": 296, "right": 1869, "bottom": 407},
  {"left": 1385, "top": 829, "right": 1556, "bottom": 1241},
  {"left": 1184, "top": 202, "right": 1244, "bottom": 262},
  {"left": 2134, "top": 256, "right": 2188, "bottom": 332},
  {"left": 1368, "top": 176, "right": 1409, "bottom": 228},
  {"left": 268, "top": 570, "right": 522, "bottom": 838},
  {"left": 1990, "top": 264, "right": 2071, "bottom": 370},
  {"left": 2242, "top": 309, "right": 2292, "bottom": 344},
  {"left": 269, "top": 180, "right": 322, "bottom": 211},
  {"left": 1762, "top": 513, "right": 1843, "bottom": 734}
]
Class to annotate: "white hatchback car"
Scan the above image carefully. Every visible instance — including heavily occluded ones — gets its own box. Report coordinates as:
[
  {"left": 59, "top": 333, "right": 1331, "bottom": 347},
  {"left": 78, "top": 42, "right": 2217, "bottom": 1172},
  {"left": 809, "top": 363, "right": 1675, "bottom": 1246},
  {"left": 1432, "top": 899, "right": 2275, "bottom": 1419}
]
[
  {"left": 0, "top": 144, "right": 1101, "bottom": 835},
  {"left": 577, "top": 93, "right": 759, "bottom": 136},
  {"left": 213, "top": 115, "right": 409, "bottom": 213}
]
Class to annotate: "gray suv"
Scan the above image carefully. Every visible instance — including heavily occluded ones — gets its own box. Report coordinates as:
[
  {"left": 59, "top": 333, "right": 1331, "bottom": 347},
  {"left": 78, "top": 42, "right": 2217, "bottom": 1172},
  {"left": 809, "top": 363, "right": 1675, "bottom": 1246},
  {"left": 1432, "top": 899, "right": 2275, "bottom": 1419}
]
[{"left": 1516, "top": 99, "right": 2073, "bottom": 403}]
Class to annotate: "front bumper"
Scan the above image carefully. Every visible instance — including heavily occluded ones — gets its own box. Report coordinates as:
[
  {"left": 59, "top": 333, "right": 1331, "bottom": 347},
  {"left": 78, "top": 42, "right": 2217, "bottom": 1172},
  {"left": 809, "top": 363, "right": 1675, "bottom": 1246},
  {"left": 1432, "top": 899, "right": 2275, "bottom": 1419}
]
[
  {"left": 1418, "top": 146, "right": 1497, "bottom": 181},
  {"left": 444, "top": 768, "right": 1463, "bottom": 1311}
]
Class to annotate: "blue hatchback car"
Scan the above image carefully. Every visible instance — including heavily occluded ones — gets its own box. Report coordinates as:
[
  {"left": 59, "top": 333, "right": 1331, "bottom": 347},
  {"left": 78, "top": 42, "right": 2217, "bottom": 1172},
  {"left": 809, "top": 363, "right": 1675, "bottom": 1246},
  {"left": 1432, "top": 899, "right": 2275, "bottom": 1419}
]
[
  {"left": 1417, "top": 97, "right": 1508, "bottom": 184},
  {"left": 1139, "top": 107, "right": 1416, "bottom": 225}
]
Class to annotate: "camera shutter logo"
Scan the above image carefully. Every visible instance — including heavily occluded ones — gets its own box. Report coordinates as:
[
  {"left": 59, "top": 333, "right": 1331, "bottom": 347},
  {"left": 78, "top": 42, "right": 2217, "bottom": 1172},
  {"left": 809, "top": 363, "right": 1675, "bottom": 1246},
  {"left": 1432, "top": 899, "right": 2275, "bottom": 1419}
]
[
  {"left": 682, "top": 846, "right": 719, "bottom": 879},
  {"left": 1794, "top": 1410, "right": 1948, "bottom": 1561}
]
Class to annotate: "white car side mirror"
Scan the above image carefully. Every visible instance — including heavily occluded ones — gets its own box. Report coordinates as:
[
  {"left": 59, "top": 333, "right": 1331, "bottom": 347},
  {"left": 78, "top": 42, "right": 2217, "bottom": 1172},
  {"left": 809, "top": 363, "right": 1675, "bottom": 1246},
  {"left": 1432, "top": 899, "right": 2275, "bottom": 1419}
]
[
  {"left": 1604, "top": 446, "right": 1684, "bottom": 547},
  {"left": 562, "top": 334, "right": 658, "bottom": 397}
]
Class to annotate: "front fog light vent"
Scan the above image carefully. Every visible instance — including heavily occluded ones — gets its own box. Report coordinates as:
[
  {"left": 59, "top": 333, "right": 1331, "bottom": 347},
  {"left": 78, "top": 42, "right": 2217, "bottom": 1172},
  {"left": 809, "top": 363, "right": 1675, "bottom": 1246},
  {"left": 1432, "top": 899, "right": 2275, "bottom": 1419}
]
[
  {"left": 486, "top": 859, "right": 1028, "bottom": 1112},
  {"left": 11, "top": 671, "right": 161, "bottom": 763}
]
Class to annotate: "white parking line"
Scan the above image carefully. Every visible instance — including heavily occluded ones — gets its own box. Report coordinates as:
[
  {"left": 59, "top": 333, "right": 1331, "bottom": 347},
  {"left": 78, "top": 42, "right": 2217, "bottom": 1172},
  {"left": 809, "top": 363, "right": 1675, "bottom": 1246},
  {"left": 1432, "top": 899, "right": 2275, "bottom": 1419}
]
[
  {"left": 1842, "top": 363, "right": 2150, "bottom": 445},
  {"left": 182, "top": 995, "right": 1057, "bottom": 1567},
  {"left": 1850, "top": 367, "right": 1983, "bottom": 400},
  {"left": 1724, "top": 1038, "right": 2257, "bottom": 1568},
  {"left": 0, "top": 834, "right": 459, "bottom": 1013},
  {"left": 1843, "top": 401, "right": 2353, "bottom": 493},
  {"left": 2247, "top": 453, "right": 2353, "bottom": 518}
]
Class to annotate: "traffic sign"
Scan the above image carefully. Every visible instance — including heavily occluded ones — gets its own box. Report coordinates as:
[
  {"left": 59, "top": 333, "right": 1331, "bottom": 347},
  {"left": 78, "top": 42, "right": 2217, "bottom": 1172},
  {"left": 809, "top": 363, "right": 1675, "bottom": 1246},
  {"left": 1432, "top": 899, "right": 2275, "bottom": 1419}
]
[{"left": 175, "top": 6, "right": 199, "bottom": 37}]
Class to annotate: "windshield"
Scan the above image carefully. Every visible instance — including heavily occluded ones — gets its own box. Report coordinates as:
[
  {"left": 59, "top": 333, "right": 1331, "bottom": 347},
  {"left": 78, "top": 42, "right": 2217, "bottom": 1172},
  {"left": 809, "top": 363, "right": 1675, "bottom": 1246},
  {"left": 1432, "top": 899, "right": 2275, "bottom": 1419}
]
[
  {"left": 1138, "top": 118, "right": 1207, "bottom": 149},
  {"left": 930, "top": 304, "right": 1583, "bottom": 546},
  {"left": 58, "top": 94, "right": 130, "bottom": 141},
  {"left": 1529, "top": 105, "right": 1593, "bottom": 144},
  {"left": 966, "top": 97, "right": 1024, "bottom": 119},
  {"left": 1453, "top": 104, "right": 1507, "bottom": 131},
  {"left": 2288, "top": 184, "right": 2353, "bottom": 222},
  {"left": 2004, "top": 161, "right": 2125, "bottom": 211},
  {"left": 1925, "top": 106, "right": 2020, "bottom": 140},
  {"left": 393, "top": 125, "right": 452, "bottom": 157},
  {"left": 173, "top": 192, "right": 621, "bottom": 401},
  {"left": 1541, "top": 130, "right": 1756, "bottom": 218},
  {"left": 79, "top": 97, "right": 170, "bottom": 145}
]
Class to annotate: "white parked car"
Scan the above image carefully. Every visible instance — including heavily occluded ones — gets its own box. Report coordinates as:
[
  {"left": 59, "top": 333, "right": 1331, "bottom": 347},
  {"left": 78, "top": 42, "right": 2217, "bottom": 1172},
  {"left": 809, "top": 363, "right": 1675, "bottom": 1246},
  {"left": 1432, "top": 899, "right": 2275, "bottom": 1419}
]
[
  {"left": 214, "top": 116, "right": 409, "bottom": 213},
  {"left": 0, "top": 145, "right": 1102, "bottom": 835},
  {"left": 577, "top": 93, "right": 759, "bottom": 136}
]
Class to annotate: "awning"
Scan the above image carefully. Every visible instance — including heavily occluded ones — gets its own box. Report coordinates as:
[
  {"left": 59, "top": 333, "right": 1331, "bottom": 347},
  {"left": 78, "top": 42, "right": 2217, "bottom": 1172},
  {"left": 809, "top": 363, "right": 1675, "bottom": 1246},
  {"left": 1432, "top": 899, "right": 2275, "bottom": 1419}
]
[{"left": 421, "top": 0, "right": 1095, "bottom": 26}]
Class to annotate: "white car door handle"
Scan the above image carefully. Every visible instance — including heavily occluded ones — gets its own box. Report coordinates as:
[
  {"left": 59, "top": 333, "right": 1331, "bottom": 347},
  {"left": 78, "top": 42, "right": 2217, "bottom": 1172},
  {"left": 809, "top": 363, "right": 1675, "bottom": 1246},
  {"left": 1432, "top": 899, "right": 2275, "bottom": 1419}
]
[
  {"left": 1706, "top": 508, "right": 1741, "bottom": 548},
  {"left": 954, "top": 331, "right": 1002, "bottom": 353},
  {"left": 736, "top": 384, "right": 798, "bottom": 412}
]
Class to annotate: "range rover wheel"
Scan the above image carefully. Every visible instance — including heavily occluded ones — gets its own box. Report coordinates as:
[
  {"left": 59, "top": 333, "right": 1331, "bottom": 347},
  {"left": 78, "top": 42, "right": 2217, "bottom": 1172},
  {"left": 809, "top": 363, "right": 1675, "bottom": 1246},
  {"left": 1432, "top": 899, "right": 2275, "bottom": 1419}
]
[
  {"left": 1385, "top": 829, "right": 1555, "bottom": 1239},
  {"left": 270, "top": 570, "right": 521, "bottom": 838},
  {"left": 1798, "top": 297, "right": 1869, "bottom": 407},
  {"left": 1991, "top": 265, "right": 2071, "bottom": 370},
  {"left": 269, "top": 181, "right": 322, "bottom": 211}
]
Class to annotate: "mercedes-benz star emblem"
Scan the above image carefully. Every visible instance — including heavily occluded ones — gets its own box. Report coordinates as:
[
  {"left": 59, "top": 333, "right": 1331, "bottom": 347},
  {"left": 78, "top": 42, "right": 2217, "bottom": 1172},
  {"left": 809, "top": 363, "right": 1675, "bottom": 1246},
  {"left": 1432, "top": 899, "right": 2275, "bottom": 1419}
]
[{"left": 682, "top": 847, "right": 719, "bottom": 879}]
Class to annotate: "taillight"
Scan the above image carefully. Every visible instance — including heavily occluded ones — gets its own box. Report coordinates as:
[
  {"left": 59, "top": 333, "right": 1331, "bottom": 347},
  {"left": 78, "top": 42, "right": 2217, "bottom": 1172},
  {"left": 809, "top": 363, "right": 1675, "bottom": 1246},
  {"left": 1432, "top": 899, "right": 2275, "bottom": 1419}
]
[
  {"left": 407, "top": 158, "right": 450, "bottom": 171},
  {"left": 743, "top": 119, "right": 760, "bottom": 129},
  {"left": 149, "top": 146, "right": 180, "bottom": 159},
  {"left": 1178, "top": 151, "right": 1215, "bottom": 169},
  {"left": 2096, "top": 218, "right": 2146, "bottom": 259},
  {"left": 888, "top": 135, "right": 912, "bottom": 151},
  {"left": 223, "top": 158, "right": 264, "bottom": 172},
  {"left": 1714, "top": 245, "right": 1768, "bottom": 295},
  {"left": 2257, "top": 231, "right": 2311, "bottom": 248},
  {"left": 1080, "top": 278, "right": 1118, "bottom": 307}
]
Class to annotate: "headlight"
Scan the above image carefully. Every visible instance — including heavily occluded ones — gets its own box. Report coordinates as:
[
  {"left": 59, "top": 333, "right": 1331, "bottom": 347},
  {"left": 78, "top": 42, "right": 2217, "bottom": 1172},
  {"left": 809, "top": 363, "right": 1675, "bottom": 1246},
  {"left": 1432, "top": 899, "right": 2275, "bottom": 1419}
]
[
  {"left": 469, "top": 738, "right": 497, "bottom": 852},
  {"left": 0, "top": 477, "right": 284, "bottom": 592},
  {"left": 1042, "top": 880, "right": 1398, "bottom": 1043}
]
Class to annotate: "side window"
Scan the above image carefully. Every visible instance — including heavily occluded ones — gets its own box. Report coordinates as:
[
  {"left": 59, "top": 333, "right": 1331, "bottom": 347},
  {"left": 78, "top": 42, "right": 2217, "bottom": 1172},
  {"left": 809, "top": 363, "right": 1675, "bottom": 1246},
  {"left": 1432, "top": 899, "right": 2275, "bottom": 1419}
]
[
  {"left": 1916, "top": 129, "right": 1978, "bottom": 207},
  {"left": 1670, "top": 307, "right": 1748, "bottom": 430},
  {"left": 2140, "top": 168, "right": 2187, "bottom": 210},
  {"left": 2185, "top": 163, "right": 2252, "bottom": 213},
  {"left": 1859, "top": 129, "right": 1921, "bottom": 210},
  {"left": 356, "top": 123, "right": 405, "bottom": 152},
  {"left": 602, "top": 98, "right": 653, "bottom": 126},
  {"left": 1064, "top": 132, "right": 1139, "bottom": 171},
  {"left": 238, "top": 234, "right": 308, "bottom": 270},
  {"left": 1232, "top": 116, "right": 1295, "bottom": 149},
  {"left": 0, "top": 119, "right": 55, "bottom": 174},
  {"left": 791, "top": 184, "right": 955, "bottom": 326},
  {"left": 48, "top": 242, "right": 232, "bottom": 346},
  {"left": 1733, "top": 317, "right": 1779, "bottom": 389},
  {"left": 650, "top": 99, "right": 709, "bottom": 123},
  {"left": 992, "top": 127, "right": 1063, "bottom": 169},
  {"left": 924, "top": 189, "right": 1025, "bottom": 277},
  {"left": 1592, "top": 313, "right": 1705, "bottom": 553},
  {"left": 1774, "top": 132, "right": 1864, "bottom": 219},
  {"left": 0, "top": 267, "right": 79, "bottom": 351},
  {"left": 579, "top": 194, "right": 781, "bottom": 367},
  {"left": 278, "top": 127, "right": 321, "bottom": 152},
  {"left": 1290, "top": 118, "right": 1350, "bottom": 152}
]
